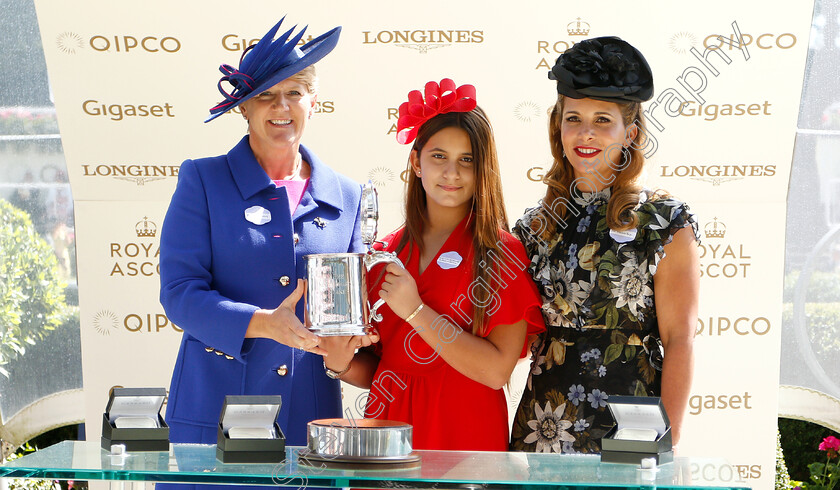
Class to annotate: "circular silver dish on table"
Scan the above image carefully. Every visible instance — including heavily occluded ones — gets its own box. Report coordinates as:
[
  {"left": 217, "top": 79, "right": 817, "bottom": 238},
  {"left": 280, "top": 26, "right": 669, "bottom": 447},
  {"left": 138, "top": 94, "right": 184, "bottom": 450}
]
[{"left": 304, "top": 418, "right": 416, "bottom": 464}]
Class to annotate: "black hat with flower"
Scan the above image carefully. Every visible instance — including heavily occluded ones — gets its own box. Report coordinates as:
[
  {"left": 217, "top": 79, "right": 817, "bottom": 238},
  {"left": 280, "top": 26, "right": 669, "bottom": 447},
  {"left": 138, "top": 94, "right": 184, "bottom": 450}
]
[{"left": 549, "top": 36, "right": 654, "bottom": 103}]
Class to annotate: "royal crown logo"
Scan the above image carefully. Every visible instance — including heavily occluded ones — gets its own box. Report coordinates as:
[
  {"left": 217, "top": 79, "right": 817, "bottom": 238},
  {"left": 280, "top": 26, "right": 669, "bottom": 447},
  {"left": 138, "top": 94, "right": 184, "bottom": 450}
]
[
  {"left": 136, "top": 216, "right": 157, "bottom": 237},
  {"left": 704, "top": 218, "right": 726, "bottom": 239},
  {"left": 567, "top": 18, "right": 591, "bottom": 36}
]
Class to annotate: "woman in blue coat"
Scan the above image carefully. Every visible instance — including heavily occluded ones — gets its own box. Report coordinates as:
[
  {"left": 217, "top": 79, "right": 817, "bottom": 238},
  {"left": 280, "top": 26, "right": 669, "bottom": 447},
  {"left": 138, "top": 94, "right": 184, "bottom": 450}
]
[{"left": 159, "top": 17, "right": 374, "bottom": 454}]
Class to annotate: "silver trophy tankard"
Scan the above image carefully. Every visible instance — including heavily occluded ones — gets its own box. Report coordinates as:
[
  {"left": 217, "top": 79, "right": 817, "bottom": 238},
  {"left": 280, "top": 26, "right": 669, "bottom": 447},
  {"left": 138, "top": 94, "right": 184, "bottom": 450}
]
[{"left": 303, "top": 183, "right": 403, "bottom": 336}]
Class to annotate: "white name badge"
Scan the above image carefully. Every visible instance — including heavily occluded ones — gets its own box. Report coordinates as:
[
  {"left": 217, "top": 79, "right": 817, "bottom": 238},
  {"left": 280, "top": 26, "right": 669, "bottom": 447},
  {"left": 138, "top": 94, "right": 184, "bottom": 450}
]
[
  {"left": 609, "top": 228, "right": 637, "bottom": 243},
  {"left": 245, "top": 206, "right": 271, "bottom": 225},
  {"left": 437, "top": 251, "right": 463, "bottom": 270}
]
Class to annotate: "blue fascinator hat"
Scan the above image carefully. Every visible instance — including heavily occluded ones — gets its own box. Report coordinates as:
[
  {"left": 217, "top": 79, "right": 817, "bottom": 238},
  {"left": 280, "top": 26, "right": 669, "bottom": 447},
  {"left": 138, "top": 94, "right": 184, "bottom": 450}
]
[{"left": 206, "top": 17, "right": 341, "bottom": 122}]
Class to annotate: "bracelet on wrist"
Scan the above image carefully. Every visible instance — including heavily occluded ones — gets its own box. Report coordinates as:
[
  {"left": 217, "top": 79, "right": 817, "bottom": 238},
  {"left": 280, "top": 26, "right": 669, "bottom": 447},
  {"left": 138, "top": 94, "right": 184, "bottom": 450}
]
[
  {"left": 405, "top": 303, "right": 425, "bottom": 323},
  {"left": 323, "top": 358, "right": 350, "bottom": 379}
]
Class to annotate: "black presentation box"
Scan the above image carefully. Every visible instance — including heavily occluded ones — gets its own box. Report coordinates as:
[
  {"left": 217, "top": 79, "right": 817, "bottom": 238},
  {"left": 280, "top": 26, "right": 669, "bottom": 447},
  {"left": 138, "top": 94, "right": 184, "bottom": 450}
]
[
  {"left": 216, "top": 395, "right": 285, "bottom": 464},
  {"left": 101, "top": 387, "right": 169, "bottom": 452},
  {"left": 601, "top": 395, "right": 673, "bottom": 465}
]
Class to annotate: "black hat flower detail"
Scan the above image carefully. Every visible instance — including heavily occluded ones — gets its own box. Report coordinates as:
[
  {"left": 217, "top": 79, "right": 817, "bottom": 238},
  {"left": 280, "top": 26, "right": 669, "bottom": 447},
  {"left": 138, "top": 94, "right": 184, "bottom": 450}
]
[{"left": 549, "top": 36, "right": 654, "bottom": 103}]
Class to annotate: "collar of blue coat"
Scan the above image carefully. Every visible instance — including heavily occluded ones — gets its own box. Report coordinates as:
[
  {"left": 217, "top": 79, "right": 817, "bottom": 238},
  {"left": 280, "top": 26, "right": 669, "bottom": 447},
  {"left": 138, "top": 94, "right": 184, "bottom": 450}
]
[{"left": 227, "top": 135, "right": 345, "bottom": 211}]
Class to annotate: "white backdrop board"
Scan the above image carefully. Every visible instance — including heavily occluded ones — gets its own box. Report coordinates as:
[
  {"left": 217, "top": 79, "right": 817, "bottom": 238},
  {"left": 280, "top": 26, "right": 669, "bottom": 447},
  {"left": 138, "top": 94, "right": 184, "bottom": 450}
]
[{"left": 32, "top": 1, "right": 814, "bottom": 488}]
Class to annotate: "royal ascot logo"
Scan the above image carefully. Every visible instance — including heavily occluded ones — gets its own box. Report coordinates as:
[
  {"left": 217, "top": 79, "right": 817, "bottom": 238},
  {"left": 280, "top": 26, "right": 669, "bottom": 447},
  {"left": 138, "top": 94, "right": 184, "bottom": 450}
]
[
  {"left": 697, "top": 217, "right": 752, "bottom": 279},
  {"left": 80, "top": 163, "right": 178, "bottom": 186},
  {"left": 659, "top": 163, "right": 776, "bottom": 186},
  {"left": 92, "top": 309, "right": 182, "bottom": 334},
  {"left": 222, "top": 33, "right": 315, "bottom": 52},
  {"left": 109, "top": 217, "right": 160, "bottom": 277},
  {"left": 704, "top": 218, "right": 726, "bottom": 239},
  {"left": 669, "top": 32, "right": 698, "bottom": 54},
  {"left": 92, "top": 310, "right": 120, "bottom": 336},
  {"left": 535, "top": 17, "right": 591, "bottom": 70},
  {"left": 56, "top": 32, "right": 85, "bottom": 54},
  {"left": 513, "top": 101, "right": 543, "bottom": 123},
  {"left": 368, "top": 166, "right": 397, "bottom": 188},
  {"left": 703, "top": 32, "right": 796, "bottom": 50},
  {"left": 136, "top": 216, "right": 157, "bottom": 238},
  {"left": 361, "top": 29, "right": 484, "bottom": 53},
  {"left": 567, "top": 18, "right": 590, "bottom": 36},
  {"left": 55, "top": 31, "right": 182, "bottom": 54}
]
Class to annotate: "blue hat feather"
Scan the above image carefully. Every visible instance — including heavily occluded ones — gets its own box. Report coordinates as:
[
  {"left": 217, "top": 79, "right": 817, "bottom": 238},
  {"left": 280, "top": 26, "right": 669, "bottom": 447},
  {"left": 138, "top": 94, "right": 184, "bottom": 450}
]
[{"left": 206, "top": 17, "right": 340, "bottom": 122}]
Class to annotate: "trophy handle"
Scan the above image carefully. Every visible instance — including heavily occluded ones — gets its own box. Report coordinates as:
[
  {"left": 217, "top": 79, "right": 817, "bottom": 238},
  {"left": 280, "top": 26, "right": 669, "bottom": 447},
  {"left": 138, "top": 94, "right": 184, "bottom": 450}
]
[
  {"left": 366, "top": 250, "right": 405, "bottom": 323},
  {"left": 370, "top": 298, "right": 386, "bottom": 323}
]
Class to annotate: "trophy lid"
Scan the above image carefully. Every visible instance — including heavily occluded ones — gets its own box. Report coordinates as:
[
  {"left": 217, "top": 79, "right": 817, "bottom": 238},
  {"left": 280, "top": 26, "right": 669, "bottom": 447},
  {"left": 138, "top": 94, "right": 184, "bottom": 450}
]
[{"left": 360, "top": 181, "right": 379, "bottom": 246}]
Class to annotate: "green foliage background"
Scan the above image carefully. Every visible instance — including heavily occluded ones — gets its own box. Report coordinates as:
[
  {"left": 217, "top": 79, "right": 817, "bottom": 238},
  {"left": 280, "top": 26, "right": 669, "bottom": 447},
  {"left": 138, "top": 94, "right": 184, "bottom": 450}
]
[{"left": 0, "top": 198, "right": 75, "bottom": 377}]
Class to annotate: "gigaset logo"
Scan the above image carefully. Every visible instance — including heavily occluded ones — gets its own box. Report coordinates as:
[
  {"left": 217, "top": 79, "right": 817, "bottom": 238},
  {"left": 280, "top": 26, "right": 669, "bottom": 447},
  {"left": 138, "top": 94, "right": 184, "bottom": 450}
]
[
  {"left": 362, "top": 29, "right": 484, "bottom": 53},
  {"left": 703, "top": 32, "right": 796, "bottom": 50},
  {"left": 688, "top": 391, "right": 753, "bottom": 415},
  {"left": 222, "top": 33, "right": 314, "bottom": 52},
  {"left": 82, "top": 100, "right": 175, "bottom": 121},
  {"left": 88, "top": 34, "right": 181, "bottom": 53}
]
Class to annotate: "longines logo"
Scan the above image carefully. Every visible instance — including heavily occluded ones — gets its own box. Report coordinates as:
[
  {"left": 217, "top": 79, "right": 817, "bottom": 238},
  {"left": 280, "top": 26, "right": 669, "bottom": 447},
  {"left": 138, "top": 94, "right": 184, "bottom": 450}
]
[
  {"left": 225, "top": 102, "right": 334, "bottom": 117},
  {"left": 222, "top": 33, "right": 315, "bottom": 52},
  {"left": 91, "top": 309, "right": 182, "bottom": 334},
  {"left": 696, "top": 316, "right": 770, "bottom": 336},
  {"left": 81, "top": 164, "right": 178, "bottom": 185},
  {"left": 92, "top": 310, "right": 120, "bottom": 336},
  {"left": 535, "top": 17, "right": 592, "bottom": 69},
  {"left": 109, "top": 217, "right": 160, "bottom": 277},
  {"left": 698, "top": 218, "right": 752, "bottom": 278},
  {"left": 362, "top": 29, "right": 484, "bottom": 53},
  {"left": 659, "top": 164, "right": 776, "bottom": 185},
  {"left": 703, "top": 32, "right": 796, "bottom": 50},
  {"left": 56, "top": 31, "right": 181, "bottom": 54},
  {"left": 367, "top": 166, "right": 396, "bottom": 188},
  {"left": 514, "top": 101, "right": 543, "bottom": 123},
  {"left": 669, "top": 32, "right": 698, "bottom": 54},
  {"left": 82, "top": 100, "right": 175, "bottom": 121}
]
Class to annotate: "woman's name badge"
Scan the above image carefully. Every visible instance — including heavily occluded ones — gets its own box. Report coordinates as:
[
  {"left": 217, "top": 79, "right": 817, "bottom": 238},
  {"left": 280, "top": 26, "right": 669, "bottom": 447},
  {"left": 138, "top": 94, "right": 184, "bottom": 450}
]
[
  {"left": 437, "top": 251, "right": 462, "bottom": 270},
  {"left": 245, "top": 206, "right": 271, "bottom": 225},
  {"left": 609, "top": 228, "right": 637, "bottom": 243}
]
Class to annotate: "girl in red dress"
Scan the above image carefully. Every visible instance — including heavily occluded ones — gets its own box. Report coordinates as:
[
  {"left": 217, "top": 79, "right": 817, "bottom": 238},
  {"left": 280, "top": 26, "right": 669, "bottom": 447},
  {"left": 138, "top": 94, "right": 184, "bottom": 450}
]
[{"left": 321, "top": 79, "right": 545, "bottom": 451}]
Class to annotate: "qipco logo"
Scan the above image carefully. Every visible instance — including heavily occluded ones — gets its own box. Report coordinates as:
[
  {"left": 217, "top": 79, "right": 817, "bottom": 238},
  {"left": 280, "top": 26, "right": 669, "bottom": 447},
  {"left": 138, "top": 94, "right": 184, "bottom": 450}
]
[
  {"left": 703, "top": 32, "right": 796, "bottom": 50},
  {"left": 89, "top": 34, "right": 182, "bottom": 53}
]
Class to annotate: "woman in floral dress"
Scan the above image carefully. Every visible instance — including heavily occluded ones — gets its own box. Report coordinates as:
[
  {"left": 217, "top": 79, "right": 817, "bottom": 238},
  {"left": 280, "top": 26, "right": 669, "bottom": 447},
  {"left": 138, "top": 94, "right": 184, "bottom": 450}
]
[{"left": 510, "top": 36, "right": 700, "bottom": 454}]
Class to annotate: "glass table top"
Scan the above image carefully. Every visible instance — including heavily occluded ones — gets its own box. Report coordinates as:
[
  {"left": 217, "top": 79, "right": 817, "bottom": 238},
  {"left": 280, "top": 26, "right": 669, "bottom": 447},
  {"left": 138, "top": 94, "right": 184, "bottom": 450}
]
[{"left": 0, "top": 441, "right": 751, "bottom": 489}]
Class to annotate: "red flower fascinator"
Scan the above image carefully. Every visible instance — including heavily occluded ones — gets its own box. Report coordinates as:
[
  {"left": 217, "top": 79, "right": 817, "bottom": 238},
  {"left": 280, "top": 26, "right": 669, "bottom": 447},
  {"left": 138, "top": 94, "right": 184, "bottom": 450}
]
[{"left": 396, "top": 79, "right": 477, "bottom": 144}]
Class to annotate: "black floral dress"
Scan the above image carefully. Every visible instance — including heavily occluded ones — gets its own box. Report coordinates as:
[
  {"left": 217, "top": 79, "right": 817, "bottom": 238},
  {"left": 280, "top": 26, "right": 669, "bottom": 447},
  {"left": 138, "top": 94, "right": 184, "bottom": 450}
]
[{"left": 509, "top": 187, "right": 699, "bottom": 454}]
